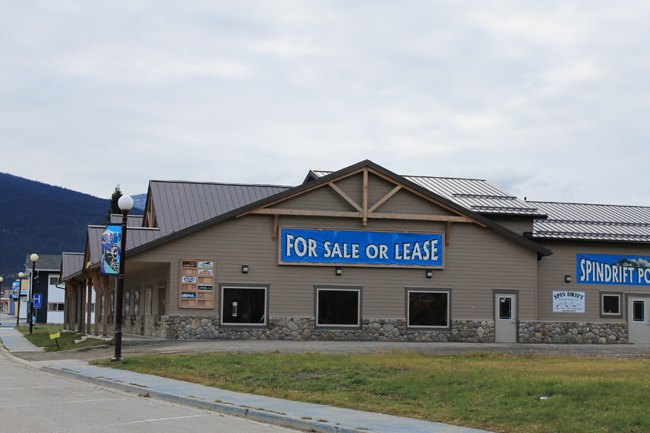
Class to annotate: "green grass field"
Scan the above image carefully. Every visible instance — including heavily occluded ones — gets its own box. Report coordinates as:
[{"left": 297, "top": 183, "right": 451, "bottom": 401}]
[
  {"left": 101, "top": 351, "right": 650, "bottom": 433},
  {"left": 16, "top": 326, "right": 107, "bottom": 351}
]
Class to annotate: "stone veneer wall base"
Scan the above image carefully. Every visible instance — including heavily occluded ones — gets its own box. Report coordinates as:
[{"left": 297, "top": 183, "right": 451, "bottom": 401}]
[
  {"left": 104, "top": 316, "right": 629, "bottom": 344},
  {"left": 519, "top": 321, "right": 627, "bottom": 344}
]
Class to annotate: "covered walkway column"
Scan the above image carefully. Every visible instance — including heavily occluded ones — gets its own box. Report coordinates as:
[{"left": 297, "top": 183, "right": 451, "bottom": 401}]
[
  {"left": 89, "top": 270, "right": 107, "bottom": 337},
  {"left": 78, "top": 280, "right": 85, "bottom": 333},
  {"left": 64, "top": 281, "right": 76, "bottom": 331},
  {"left": 102, "top": 276, "right": 110, "bottom": 337},
  {"left": 86, "top": 278, "right": 92, "bottom": 334}
]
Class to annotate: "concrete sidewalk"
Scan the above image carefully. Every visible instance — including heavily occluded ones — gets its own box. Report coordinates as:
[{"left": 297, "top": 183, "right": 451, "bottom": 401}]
[
  {"left": 0, "top": 314, "right": 491, "bottom": 433},
  {"left": 0, "top": 312, "right": 43, "bottom": 352}
]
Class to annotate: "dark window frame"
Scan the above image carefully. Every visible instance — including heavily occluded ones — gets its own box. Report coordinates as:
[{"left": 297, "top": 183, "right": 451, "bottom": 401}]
[
  {"left": 600, "top": 291, "right": 623, "bottom": 319},
  {"left": 631, "top": 299, "right": 646, "bottom": 322},
  {"left": 314, "top": 285, "right": 362, "bottom": 329},
  {"left": 219, "top": 283, "right": 270, "bottom": 327},
  {"left": 405, "top": 287, "right": 452, "bottom": 330}
]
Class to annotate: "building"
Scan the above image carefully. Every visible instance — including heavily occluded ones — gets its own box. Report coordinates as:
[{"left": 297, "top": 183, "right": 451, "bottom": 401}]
[
  {"left": 60, "top": 160, "right": 650, "bottom": 344},
  {"left": 21, "top": 255, "right": 73, "bottom": 324}
]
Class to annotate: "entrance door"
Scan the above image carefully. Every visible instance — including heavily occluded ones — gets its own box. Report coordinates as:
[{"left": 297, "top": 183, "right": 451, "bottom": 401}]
[
  {"left": 628, "top": 297, "right": 650, "bottom": 344},
  {"left": 495, "top": 294, "right": 518, "bottom": 342}
]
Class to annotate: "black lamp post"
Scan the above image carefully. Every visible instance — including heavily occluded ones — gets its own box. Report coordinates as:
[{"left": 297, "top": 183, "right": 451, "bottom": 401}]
[
  {"left": 112, "top": 195, "right": 133, "bottom": 362},
  {"left": 0, "top": 277, "right": 3, "bottom": 312},
  {"left": 29, "top": 254, "right": 39, "bottom": 334},
  {"left": 16, "top": 272, "right": 24, "bottom": 327}
]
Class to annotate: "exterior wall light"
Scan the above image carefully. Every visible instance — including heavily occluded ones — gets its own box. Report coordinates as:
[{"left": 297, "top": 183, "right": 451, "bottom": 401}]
[
  {"left": 426, "top": 270, "right": 433, "bottom": 278},
  {"left": 565, "top": 275, "right": 572, "bottom": 283},
  {"left": 335, "top": 267, "right": 342, "bottom": 276},
  {"left": 242, "top": 265, "right": 249, "bottom": 274}
]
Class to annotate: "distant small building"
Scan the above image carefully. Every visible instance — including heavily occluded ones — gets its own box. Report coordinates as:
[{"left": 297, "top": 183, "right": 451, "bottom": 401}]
[{"left": 23, "top": 255, "right": 87, "bottom": 324}]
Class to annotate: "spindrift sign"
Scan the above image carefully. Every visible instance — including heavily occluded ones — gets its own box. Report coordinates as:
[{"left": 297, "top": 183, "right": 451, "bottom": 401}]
[
  {"left": 577, "top": 254, "right": 650, "bottom": 286},
  {"left": 280, "top": 228, "right": 444, "bottom": 268}
]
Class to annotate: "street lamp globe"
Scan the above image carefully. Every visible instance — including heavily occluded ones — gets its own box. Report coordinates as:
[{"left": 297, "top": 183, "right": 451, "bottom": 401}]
[
  {"left": 118, "top": 195, "right": 134, "bottom": 212},
  {"left": 18, "top": 272, "right": 24, "bottom": 278},
  {"left": 30, "top": 254, "right": 39, "bottom": 263}
]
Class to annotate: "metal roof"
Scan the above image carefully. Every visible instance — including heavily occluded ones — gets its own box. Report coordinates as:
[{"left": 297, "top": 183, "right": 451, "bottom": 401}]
[
  {"left": 308, "top": 171, "right": 544, "bottom": 217},
  {"left": 61, "top": 252, "right": 84, "bottom": 280},
  {"left": 87, "top": 225, "right": 163, "bottom": 266},
  {"left": 128, "top": 161, "right": 552, "bottom": 258},
  {"left": 148, "top": 180, "right": 291, "bottom": 236},
  {"left": 530, "top": 201, "right": 650, "bottom": 242},
  {"left": 23, "top": 254, "right": 61, "bottom": 272},
  {"left": 109, "top": 214, "right": 144, "bottom": 227}
]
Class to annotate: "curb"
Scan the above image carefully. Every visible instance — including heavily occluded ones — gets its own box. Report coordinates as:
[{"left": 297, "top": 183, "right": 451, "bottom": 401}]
[{"left": 42, "top": 365, "right": 366, "bottom": 433}]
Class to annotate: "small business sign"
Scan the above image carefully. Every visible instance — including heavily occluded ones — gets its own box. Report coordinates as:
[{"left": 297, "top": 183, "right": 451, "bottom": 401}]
[
  {"left": 182, "top": 276, "right": 197, "bottom": 283},
  {"left": 577, "top": 254, "right": 650, "bottom": 286},
  {"left": 100, "top": 224, "right": 122, "bottom": 276},
  {"left": 553, "top": 291, "right": 585, "bottom": 313},
  {"left": 181, "top": 292, "right": 196, "bottom": 299},
  {"left": 279, "top": 228, "right": 444, "bottom": 268}
]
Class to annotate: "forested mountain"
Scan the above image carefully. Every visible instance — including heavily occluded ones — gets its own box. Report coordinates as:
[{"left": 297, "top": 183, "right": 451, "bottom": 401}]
[{"left": 0, "top": 173, "right": 143, "bottom": 280}]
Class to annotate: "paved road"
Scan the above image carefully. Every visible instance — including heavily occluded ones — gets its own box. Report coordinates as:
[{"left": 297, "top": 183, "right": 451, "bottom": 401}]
[{"left": 0, "top": 350, "right": 298, "bottom": 433}]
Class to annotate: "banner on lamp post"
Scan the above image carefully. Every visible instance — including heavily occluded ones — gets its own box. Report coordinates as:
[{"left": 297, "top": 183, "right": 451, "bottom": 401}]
[{"left": 100, "top": 224, "right": 122, "bottom": 276}]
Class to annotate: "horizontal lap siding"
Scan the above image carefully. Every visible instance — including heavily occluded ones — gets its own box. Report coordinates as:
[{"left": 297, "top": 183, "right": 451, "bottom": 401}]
[
  {"left": 485, "top": 216, "right": 534, "bottom": 236},
  {"left": 131, "top": 215, "right": 537, "bottom": 321},
  {"left": 537, "top": 241, "right": 650, "bottom": 322}
]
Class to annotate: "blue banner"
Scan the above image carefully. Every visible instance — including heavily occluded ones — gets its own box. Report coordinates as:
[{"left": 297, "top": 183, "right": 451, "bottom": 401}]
[
  {"left": 11, "top": 281, "right": 20, "bottom": 299},
  {"left": 100, "top": 224, "right": 122, "bottom": 276},
  {"left": 280, "top": 228, "right": 444, "bottom": 267},
  {"left": 577, "top": 254, "right": 650, "bottom": 286}
]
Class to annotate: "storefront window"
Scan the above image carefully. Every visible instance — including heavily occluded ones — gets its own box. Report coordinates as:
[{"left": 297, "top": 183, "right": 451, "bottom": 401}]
[
  {"left": 632, "top": 300, "right": 645, "bottom": 322},
  {"left": 134, "top": 288, "right": 140, "bottom": 316},
  {"left": 407, "top": 290, "right": 449, "bottom": 327},
  {"left": 601, "top": 293, "right": 621, "bottom": 316},
  {"left": 316, "top": 288, "right": 360, "bottom": 326},
  {"left": 221, "top": 287, "right": 267, "bottom": 325}
]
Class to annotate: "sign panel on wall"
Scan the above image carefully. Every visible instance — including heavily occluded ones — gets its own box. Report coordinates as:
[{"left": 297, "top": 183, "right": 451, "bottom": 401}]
[
  {"left": 552, "top": 291, "right": 585, "bottom": 313},
  {"left": 179, "top": 259, "right": 215, "bottom": 309},
  {"left": 279, "top": 228, "right": 444, "bottom": 268},
  {"left": 100, "top": 224, "right": 122, "bottom": 276},
  {"left": 577, "top": 254, "right": 650, "bottom": 286}
]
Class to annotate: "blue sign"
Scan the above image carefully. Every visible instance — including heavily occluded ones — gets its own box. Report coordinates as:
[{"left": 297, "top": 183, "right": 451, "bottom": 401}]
[
  {"left": 280, "top": 228, "right": 444, "bottom": 268},
  {"left": 33, "top": 294, "right": 42, "bottom": 309},
  {"left": 11, "top": 281, "right": 19, "bottom": 299},
  {"left": 577, "top": 254, "right": 650, "bottom": 286},
  {"left": 100, "top": 224, "right": 122, "bottom": 276}
]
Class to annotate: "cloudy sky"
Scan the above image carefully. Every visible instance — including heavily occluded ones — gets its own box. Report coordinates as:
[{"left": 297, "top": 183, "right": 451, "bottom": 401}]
[{"left": 2, "top": 1, "right": 650, "bottom": 206}]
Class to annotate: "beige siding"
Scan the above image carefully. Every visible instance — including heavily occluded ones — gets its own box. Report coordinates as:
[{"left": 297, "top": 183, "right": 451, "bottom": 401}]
[
  {"left": 485, "top": 216, "right": 534, "bottom": 236},
  {"left": 272, "top": 185, "right": 355, "bottom": 212},
  {"left": 537, "top": 241, "right": 650, "bottom": 321},
  {"left": 130, "top": 213, "right": 538, "bottom": 321}
]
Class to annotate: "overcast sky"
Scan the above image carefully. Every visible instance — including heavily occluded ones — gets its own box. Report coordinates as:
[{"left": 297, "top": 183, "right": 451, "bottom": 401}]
[{"left": 2, "top": 2, "right": 650, "bottom": 206}]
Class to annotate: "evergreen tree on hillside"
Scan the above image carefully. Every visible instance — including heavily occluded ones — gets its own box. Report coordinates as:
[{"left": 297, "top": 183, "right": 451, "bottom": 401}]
[{"left": 104, "top": 185, "right": 122, "bottom": 224}]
